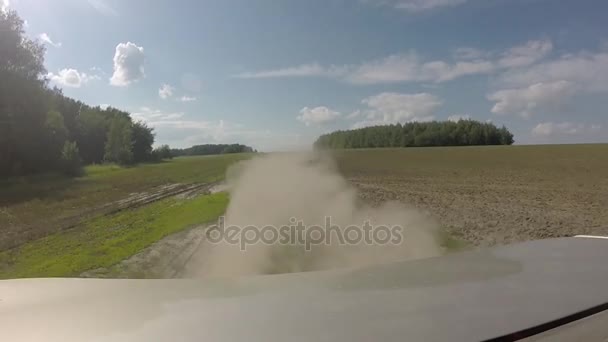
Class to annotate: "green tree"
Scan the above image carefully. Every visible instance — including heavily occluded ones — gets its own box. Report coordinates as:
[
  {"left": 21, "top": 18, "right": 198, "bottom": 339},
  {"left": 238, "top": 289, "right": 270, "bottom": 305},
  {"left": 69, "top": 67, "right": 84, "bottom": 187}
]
[
  {"left": 499, "top": 126, "right": 515, "bottom": 145},
  {"left": 0, "top": 9, "right": 49, "bottom": 175},
  {"left": 152, "top": 144, "right": 173, "bottom": 160},
  {"left": 314, "top": 120, "right": 515, "bottom": 149},
  {"left": 104, "top": 116, "right": 133, "bottom": 165},
  {"left": 45, "top": 110, "right": 68, "bottom": 161},
  {"left": 76, "top": 107, "right": 110, "bottom": 164},
  {"left": 132, "top": 121, "right": 155, "bottom": 162}
]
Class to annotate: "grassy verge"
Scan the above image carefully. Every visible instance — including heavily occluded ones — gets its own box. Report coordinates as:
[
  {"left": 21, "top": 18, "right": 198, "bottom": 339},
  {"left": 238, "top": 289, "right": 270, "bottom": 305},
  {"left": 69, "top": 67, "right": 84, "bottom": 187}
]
[
  {"left": 0, "top": 154, "right": 251, "bottom": 250},
  {"left": 0, "top": 192, "right": 229, "bottom": 279}
]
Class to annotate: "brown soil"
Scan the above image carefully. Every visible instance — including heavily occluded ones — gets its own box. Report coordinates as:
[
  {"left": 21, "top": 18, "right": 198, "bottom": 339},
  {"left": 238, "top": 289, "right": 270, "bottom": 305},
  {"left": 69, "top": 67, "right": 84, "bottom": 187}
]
[{"left": 349, "top": 174, "right": 608, "bottom": 247}]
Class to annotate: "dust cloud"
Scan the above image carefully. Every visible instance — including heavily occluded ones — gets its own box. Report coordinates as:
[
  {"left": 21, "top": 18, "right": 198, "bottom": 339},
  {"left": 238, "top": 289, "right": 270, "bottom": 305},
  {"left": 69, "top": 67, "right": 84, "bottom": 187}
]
[{"left": 184, "top": 152, "right": 441, "bottom": 278}]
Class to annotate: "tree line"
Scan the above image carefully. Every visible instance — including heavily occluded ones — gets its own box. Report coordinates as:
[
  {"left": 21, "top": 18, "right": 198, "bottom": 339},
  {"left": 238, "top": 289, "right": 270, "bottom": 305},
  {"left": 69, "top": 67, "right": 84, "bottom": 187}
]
[
  {"left": 170, "top": 144, "right": 256, "bottom": 157},
  {"left": 314, "top": 120, "right": 514, "bottom": 149}
]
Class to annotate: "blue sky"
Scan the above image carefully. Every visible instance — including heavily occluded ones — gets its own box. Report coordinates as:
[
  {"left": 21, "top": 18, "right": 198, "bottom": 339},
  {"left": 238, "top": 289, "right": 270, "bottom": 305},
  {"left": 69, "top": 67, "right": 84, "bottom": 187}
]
[{"left": 7, "top": 0, "right": 608, "bottom": 151}]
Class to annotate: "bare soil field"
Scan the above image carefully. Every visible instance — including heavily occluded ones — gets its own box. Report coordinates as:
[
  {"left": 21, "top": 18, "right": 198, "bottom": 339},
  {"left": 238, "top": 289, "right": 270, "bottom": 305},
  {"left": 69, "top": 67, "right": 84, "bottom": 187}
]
[{"left": 332, "top": 144, "right": 608, "bottom": 247}]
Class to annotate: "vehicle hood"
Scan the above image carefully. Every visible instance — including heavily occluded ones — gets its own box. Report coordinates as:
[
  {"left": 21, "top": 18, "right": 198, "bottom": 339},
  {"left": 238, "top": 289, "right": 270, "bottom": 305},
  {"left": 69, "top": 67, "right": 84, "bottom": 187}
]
[{"left": 1, "top": 237, "right": 607, "bottom": 341}]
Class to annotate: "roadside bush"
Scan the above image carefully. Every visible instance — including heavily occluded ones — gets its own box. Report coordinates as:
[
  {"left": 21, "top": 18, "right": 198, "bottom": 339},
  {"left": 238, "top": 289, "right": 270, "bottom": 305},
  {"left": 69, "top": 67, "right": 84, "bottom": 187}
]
[
  {"left": 159, "top": 145, "right": 173, "bottom": 159},
  {"left": 151, "top": 144, "right": 173, "bottom": 161},
  {"left": 60, "top": 141, "right": 83, "bottom": 176}
]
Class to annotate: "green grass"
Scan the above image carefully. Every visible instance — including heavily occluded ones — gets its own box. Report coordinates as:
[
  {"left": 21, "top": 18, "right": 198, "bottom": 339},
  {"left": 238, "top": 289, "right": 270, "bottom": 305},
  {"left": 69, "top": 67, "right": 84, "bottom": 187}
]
[
  {"left": 437, "top": 230, "right": 470, "bottom": 253},
  {"left": 0, "top": 154, "right": 251, "bottom": 250},
  {"left": 0, "top": 192, "right": 229, "bottom": 279}
]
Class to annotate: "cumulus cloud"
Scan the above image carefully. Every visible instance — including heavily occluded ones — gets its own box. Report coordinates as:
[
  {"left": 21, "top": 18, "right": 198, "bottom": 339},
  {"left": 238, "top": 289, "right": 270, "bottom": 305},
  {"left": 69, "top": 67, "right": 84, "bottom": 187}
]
[
  {"left": 532, "top": 122, "right": 602, "bottom": 137},
  {"left": 158, "top": 84, "right": 173, "bottom": 99},
  {"left": 235, "top": 39, "right": 552, "bottom": 85},
  {"left": 488, "top": 80, "right": 578, "bottom": 118},
  {"left": 47, "top": 68, "right": 100, "bottom": 88},
  {"left": 353, "top": 92, "right": 441, "bottom": 128},
  {"left": 88, "top": 0, "right": 118, "bottom": 16},
  {"left": 366, "top": 0, "right": 469, "bottom": 12},
  {"left": 447, "top": 114, "right": 471, "bottom": 122},
  {"left": 110, "top": 42, "right": 145, "bottom": 87},
  {"left": 1, "top": 0, "right": 9, "bottom": 12},
  {"left": 297, "top": 106, "right": 341, "bottom": 126},
  {"left": 38, "top": 33, "right": 62, "bottom": 48}
]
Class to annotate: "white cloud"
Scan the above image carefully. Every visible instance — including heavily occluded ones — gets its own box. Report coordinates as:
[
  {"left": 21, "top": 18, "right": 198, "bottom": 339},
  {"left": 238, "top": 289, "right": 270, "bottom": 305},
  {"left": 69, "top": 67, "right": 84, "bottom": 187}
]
[
  {"left": 38, "top": 33, "right": 62, "bottom": 48},
  {"left": 488, "top": 80, "right": 578, "bottom": 118},
  {"left": 47, "top": 68, "right": 100, "bottom": 88},
  {"left": 158, "top": 84, "right": 174, "bottom": 99},
  {"left": 353, "top": 92, "right": 441, "bottom": 128},
  {"left": 499, "top": 49, "right": 608, "bottom": 92},
  {"left": 233, "top": 63, "right": 341, "bottom": 79},
  {"left": 131, "top": 107, "right": 184, "bottom": 122},
  {"left": 235, "top": 39, "right": 552, "bottom": 85},
  {"left": 447, "top": 114, "right": 471, "bottom": 122},
  {"left": 498, "top": 39, "right": 553, "bottom": 68},
  {"left": 179, "top": 96, "right": 197, "bottom": 102},
  {"left": 347, "top": 53, "right": 495, "bottom": 84},
  {"left": 88, "top": 0, "right": 118, "bottom": 16},
  {"left": 297, "top": 106, "right": 341, "bottom": 126},
  {"left": 1, "top": 0, "right": 10, "bottom": 12},
  {"left": 110, "top": 42, "right": 145, "bottom": 87},
  {"left": 490, "top": 43, "right": 608, "bottom": 118},
  {"left": 532, "top": 122, "right": 602, "bottom": 137},
  {"left": 367, "top": 0, "right": 469, "bottom": 12}
]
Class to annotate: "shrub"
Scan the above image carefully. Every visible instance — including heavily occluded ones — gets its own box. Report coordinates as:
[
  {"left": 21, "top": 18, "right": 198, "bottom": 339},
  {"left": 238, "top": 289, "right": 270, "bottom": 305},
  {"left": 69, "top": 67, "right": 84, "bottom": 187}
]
[{"left": 151, "top": 145, "right": 173, "bottom": 161}]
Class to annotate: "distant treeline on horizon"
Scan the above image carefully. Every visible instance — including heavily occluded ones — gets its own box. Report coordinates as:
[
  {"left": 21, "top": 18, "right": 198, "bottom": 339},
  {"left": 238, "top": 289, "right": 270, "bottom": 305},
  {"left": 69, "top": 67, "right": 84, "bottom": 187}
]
[
  {"left": 170, "top": 144, "right": 256, "bottom": 157},
  {"left": 314, "top": 120, "right": 515, "bottom": 149}
]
